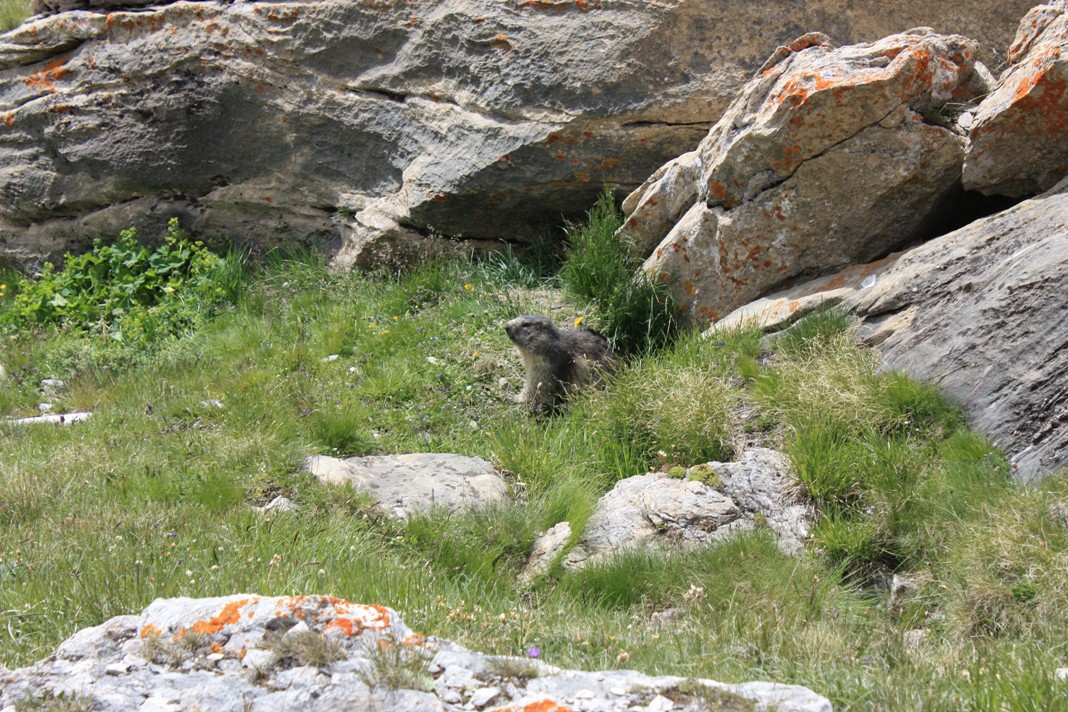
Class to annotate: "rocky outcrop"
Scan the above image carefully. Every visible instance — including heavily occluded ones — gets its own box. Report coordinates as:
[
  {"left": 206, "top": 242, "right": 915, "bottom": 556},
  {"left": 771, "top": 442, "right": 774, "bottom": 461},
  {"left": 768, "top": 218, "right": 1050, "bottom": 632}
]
[
  {"left": 710, "top": 179, "right": 1068, "bottom": 482},
  {"left": 623, "top": 29, "right": 991, "bottom": 325},
  {"left": 0, "top": 594, "right": 833, "bottom": 711},
  {"left": 556, "top": 448, "right": 812, "bottom": 571},
  {"left": 0, "top": 1, "right": 1036, "bottom": 267},
  {"left": 303, "top": 453, "right": 509, "bottom": 519},
  {"left": 963, "top": 2, "right": 1068, "bottom": 197}
]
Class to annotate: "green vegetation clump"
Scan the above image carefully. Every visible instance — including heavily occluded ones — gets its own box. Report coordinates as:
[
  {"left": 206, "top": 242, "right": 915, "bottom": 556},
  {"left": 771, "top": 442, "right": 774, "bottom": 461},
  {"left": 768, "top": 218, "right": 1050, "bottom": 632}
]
[
  {"left": 4, "top": 219, "right": 244, "bottom": 348},
  {"left": 0, "top": 0, "right": 30, "bottom": 32},
  {"left": 0, "top": 200, "right": 1064, "bottom": 710},
  {"left": 561, "top": 186, "right": 677, "bottom": 355}
]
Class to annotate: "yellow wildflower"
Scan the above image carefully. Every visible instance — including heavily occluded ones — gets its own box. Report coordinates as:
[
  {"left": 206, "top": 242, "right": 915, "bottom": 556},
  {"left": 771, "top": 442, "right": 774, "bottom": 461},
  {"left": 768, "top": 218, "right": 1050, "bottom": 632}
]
[{"left": 573, "top": 316, "right": 584, "bottom": 327}]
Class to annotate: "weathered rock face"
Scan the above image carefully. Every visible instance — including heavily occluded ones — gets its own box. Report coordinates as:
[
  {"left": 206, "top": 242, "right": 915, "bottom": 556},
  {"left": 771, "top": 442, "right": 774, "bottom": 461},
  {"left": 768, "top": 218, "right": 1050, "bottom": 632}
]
[
  {"left": 625, "top": 29, "right": 991, "bottom": 325},
  {"left": 0, "top": 594, "right": 833, "bottom": 711},
  {"left": 0, "top": 0, "right": 1036, "bottom": 267},
  {"left": 711, "top": 179, "right": 1068, "bottom": 482},
  {"left": 963, "top": 2, "right": 1068, "bottom": 197},
  {"left": 559, "top": 448, "right": 812, "bottom": 570},
  {"left": 303, "top": 453, "right": 509, "bottom": 519}
]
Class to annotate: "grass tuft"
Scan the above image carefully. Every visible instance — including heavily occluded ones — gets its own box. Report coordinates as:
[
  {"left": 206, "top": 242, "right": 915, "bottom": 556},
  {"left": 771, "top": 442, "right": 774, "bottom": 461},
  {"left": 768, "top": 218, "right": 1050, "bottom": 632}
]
[{"left": 561, "top": 187, "right": 678, "bottom": 355}]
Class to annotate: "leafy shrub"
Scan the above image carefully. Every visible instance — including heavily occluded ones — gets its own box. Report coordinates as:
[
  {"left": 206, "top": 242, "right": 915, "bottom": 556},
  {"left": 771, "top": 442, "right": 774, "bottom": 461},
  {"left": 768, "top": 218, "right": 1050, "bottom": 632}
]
[
  {"left": 3, "top": 219, "right": 245, "bottom": 351},
  {"left": 561, "top": 187, "right": 677, "bottom": 355}
]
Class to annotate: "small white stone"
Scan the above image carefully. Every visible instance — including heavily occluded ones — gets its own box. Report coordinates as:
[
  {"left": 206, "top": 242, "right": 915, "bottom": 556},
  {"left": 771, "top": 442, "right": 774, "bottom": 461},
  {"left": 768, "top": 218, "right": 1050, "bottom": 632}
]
[
  {"left": 199, "top": 399, "right": 225, "bottom": 409},
  {"left": 469, "top": 687, "right": 501, "bottom": 708},
  {"left": 139, "top": 695, "right": 181, "bottom": 711},
  {"left": 241, "top": 648, "right": 275, "bottom": 669},
  {"left": 426, "top": 356, "right": 440, "bottom": 365},
  {"left": 609, "top": 687, "right": 628, "bottom": 696},
  {"left": 40, "top": 378, "right": 64, "bottom": 393},
  {"left": 262, "top": 496, "right": 299, "bottom": 514},
  {"left": 498, "top": 377, "right": 509, "bottom": 389},
  {"left": 575, "top": 689, "right": 595, "bottom": 699},
  {"left": 282, "top": 621, "right": 311, "bottom": 641},
  {"left": 206, "top": 653, "right": 225, "bottom": 662},
  {"left": 323, "top": 354, "right": 340, "bottom": 362},
  {"left": 38, "top": 402, "right": 54, "bottom": 414},
  {"left": 105, "top": 661, "right": 131, "bottom": 676},
  {"left": 1056, "top": 667, "right": 1068, "bottom": 681},
  {"left": 646, "top": 695, "right": 675, "bottom": 712}
]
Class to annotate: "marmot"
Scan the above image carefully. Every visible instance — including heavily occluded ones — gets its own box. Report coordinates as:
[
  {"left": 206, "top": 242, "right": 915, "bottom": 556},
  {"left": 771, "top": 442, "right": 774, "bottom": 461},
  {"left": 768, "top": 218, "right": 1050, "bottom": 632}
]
[{"left": 504, "top": 315, "right": 618, "bottom": 409}]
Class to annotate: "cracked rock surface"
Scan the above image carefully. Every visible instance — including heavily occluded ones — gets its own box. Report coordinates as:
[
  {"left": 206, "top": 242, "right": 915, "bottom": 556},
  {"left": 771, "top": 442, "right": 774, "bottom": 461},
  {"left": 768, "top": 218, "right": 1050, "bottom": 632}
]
[
  {"left": 624, "top": 29, "right": 990, "bottom": 325},
  {"left": 0, "top": 1, "right": 1034, "bottom": 267}
]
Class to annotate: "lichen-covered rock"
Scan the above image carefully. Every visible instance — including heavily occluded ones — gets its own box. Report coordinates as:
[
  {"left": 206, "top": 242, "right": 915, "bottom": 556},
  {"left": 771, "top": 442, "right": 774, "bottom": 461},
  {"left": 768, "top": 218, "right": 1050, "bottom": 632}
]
[
  {"left": 625, "top": 29, "right": 989, "bottom": 325},
  {"left": 0, "top": 1, "right": 1036, "bottom": 267},
  {"left": 709, "top": 179, "right": 1068, "bottom": 482},
  {"left": 303, "top": 453, "right": 509, "bottom": 519},
  {"left": 562, "top": 448, "right": 812, "bottom": 570},
  {"left": 0, "top": 594, "right": 832, "bottom": 711},
  {"left": 963, "top": 2, "right": 1068, "bottom": 197}
]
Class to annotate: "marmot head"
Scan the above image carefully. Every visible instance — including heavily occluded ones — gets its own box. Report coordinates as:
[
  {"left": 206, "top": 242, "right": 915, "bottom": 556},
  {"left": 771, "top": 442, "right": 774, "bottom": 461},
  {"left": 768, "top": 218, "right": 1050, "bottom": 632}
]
[{"left": 504, "top": 315, "right": 562, "bottom": 350}]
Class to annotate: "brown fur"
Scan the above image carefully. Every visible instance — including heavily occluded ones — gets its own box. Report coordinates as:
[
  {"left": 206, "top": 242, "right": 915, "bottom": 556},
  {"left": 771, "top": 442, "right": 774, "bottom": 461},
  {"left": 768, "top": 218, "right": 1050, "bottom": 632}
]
[{"left": 504, "top": 315, "right": 618, "bottom": 409}]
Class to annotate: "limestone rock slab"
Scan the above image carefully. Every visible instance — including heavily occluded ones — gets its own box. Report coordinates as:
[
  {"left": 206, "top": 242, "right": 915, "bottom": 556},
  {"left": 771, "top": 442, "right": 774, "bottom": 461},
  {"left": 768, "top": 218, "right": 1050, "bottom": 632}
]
[
  {"left": 0, "top": 1, "right": 1036, "bottom": 267},
  {"left": 0, "top": 594, "right": 832, "bottom": 712},
  {"left": 964, "top": 3, "right": 1068, "bottom": 197},
  {"left": 303, "top": 453, "right": 509, "bottom": 519},
  {"left": 626, "top": 29, "right": 988, "bottom": 325}
]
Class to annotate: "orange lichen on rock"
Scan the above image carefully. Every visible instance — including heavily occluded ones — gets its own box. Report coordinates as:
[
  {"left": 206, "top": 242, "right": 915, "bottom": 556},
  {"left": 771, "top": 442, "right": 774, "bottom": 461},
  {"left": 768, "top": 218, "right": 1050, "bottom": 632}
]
[
  {"left": 23, "top": 55, "right": 72, "bottom": 94},
  {"left": 491, "top": 33, "right": 513, "bottom": 51},
  {"left": 190, "top": 597, "right": 253, "bottom": 635},
  {"left": 139, "top": 624, "right": 162, "bottom": 638},
  {"left": 489, "top": 700, "right": 575, "bottom": 712}
]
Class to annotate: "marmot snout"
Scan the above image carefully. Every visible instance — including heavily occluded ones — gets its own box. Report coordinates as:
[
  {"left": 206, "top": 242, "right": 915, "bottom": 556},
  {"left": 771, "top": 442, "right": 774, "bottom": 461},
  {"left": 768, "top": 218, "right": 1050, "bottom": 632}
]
[{"left": 505, "top": 315, "right": 617, "bottom": 409}]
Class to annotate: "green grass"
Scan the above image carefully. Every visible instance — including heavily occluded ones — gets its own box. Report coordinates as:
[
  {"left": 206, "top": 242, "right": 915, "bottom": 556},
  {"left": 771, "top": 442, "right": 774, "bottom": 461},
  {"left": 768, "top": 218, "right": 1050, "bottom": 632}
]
[
  {"left": 561, "top": 186, "right": 678, "bottom": 355},
  {"left": 0, "top": 216, "right": 1064, "bottom": 710},
  {"left": 0, "top": 0, "right": 29, "bottom": 32}
]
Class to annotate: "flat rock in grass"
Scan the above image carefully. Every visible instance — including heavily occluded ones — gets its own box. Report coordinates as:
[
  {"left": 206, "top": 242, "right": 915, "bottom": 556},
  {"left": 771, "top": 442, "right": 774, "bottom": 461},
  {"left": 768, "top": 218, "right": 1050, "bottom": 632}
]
[
  {"left": 0, "top": 594, "right": 832, "bottom": 712},
  {"left": 5, "top": 411, "right": 92, "bottom": 426},
  {"left": 303, "top": 453, "right": 508, "bottom": 519},
  {"left": 519, "top": 521, "right": 572, "bottom": 585},
  {"left": 562, "top": 448, "right": 812, "bottom": 570}
]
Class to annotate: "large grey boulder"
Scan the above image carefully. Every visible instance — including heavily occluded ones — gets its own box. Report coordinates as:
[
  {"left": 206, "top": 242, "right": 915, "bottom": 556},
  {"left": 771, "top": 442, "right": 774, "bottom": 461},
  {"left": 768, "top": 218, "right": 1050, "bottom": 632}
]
[
  {"left": 0, "top": 594, "right": 833, "bottom": 711},
  {"left": 710, "top": 179, "right": 1068, "bottom": 482},
  {"left": 963, "top": 2, "right": 1068, "bottom": 197},
  {"left": 303, "top": 453, "right": 509, "bottom": 519},
  {"left": 624, "top": 29, "right": 990, "bottom": 325},
  {"left": 561, "top": 448, "right": 812, "bottom": 570},
  {"left": 0, "top": 0, "right": 1036, "bottom": 267}
]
